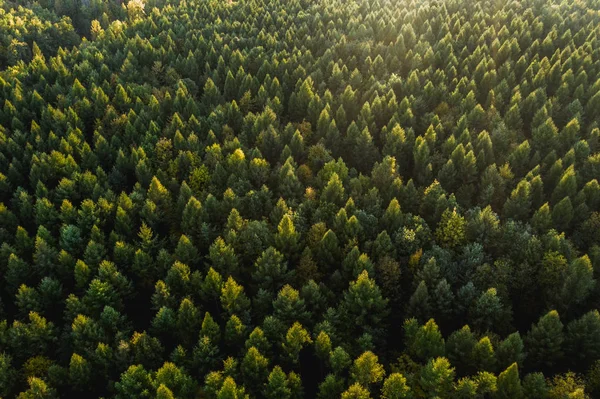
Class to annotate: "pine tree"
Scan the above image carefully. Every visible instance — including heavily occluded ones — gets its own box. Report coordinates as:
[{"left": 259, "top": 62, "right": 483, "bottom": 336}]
[
  {"left": 275, "top": 214, "right": 300, "bottom": 258},
  {"left": 413, "top": 136, "right": 432, "bottom": 185},
  {"left": 200, "top": 312, "right": 220, "bottom": 343},
  {"left": 351, "top": 351, "right": 386, "bottom": 388},
  {"left": 381, "top": 373, "right": 412, "bottom": 399},
  {"left": 273, "top": 285, "right": 309, "bottom": 327},
  {"left": 503, "top": 180, "right": 532, "bottom": 221},
  {"left": 217, "top": 377, "right": 247, "bottom": 399},
  {"left": 208, "top": 241, "right": 239, "bottom": 282},
  {"left": 419, "top": 357, "right": 455, "bottom": 398},
  {"left": 565, "top": 310, "right": 600, "bottom": 369},
  {"left": 532, "top": 117, "right": 558, "bottom": 155},
  {"left": 69, "top": 353, "right": 91, "bottom": 390},
  {"left": 446, "top": 325, "right": 477, "bottom": 376},
  {"left": 220, "top": 277, "right": 251, "bottom": 321},
  {"left": 176, "top": 298, "right": 200, "bottom": 347},
  {"left": 241, "top": 347, "right": 269, "bottom": 394},
  {"left": 225, "top": 315, "right": 246, "bottom": 348},
  {"left": 264, "top": 366, "right": 291, "bottom": 399},
  {"left": 407, "top": 281, "right": 431, "bottom": 322},
  {"left": 522, "top": 372, "right": 549, "bottom": 398},
  {"left": 336, "top": 271, "right": 389, "bottom": 347},
  {"left": 551, "top": 196, "right": 574, "bottom": 231},
  {"left": 525, "top": 310, "right": 564, "bottom": 369},
  {"left": 321, "top": 173, "right": 346, "bottom": 206},
  {"left": 17, "top": 376, "right": 57, "bottom": 399},
  {"left": 341, "top": 383, "right": 372, "bottom": 399},
  {"left": 435, "top": 208, "right": 466, "bottom": 248},
  {"left": 156, "top": 385, "right": 175, "bottom": 399},
  {"left": 496, "top": 332, "right": 525, "bottom": 371},
  {"left": 282, "top": 322, "right": 312, "bottom": 365},
  {"left": 318, "top": 374, "right": 345, "bottom": 399},
  {"left": 252, "top": 247, "right": 290, "bottom": 293},
  {"left": 472, "top": 337, "right": 496, "bottom": 373},
  {"left": 114, "top": 365, "right": 153, "bottom": 399},
  {"left": 495, "top": 363, "right": 524, "bottom": 399},
  {"left": 551, "top": 166, "right": 577, "bottom": 205},
  {"left": 559, "top": 255, "right": 595, "bottom": 314},
  {"left": 471, "top": 288, "right": 505, "bottom": 332}
]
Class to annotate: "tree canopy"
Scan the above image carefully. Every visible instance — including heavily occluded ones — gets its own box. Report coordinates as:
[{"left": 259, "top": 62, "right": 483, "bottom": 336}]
[{"left": 0, "top": 0, "right": 600, "bottom": 396}]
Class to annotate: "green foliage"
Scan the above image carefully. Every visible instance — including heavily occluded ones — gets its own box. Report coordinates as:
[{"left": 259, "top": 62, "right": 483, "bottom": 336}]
[
  {"left": 435, "top": 208, "right": 466, "bottom": 248},
  {"left": 241, "top": 347, "right": 269, "bottom": 394},
  {"left": 351, "top": 351, "right": 386, "bottom": 388},
  {"left": 1, "top": 0, "right": 599, "bottom": 396},
  {"left": 264, "top": 366, "right": 291, "bottom": 399},
  {"left": 526, "top": 310, "right": 565, "bottom": 370},
  {"left": 419, "top": 357, "right": 455, "bottom": 398},
  {"left": 0, "top": 4, "right": 79, "bottom": 68},
  {"left": 405, "top": 318, "right": 445, "bottom": 362},
  {"left": 496, "top": 363, "right": 524, "bottom": 399},
  {"left": 381, "top": 373, "right": 412, "bottom": 399},
  {"left": 282, "top": 322, "right": 312, "bottom": 365},
  {"left": 115, "top": 365, "right": 153, "bottom": 399},
  {"left": 341, "top": 383, "right": 372, "bottom": 399}
]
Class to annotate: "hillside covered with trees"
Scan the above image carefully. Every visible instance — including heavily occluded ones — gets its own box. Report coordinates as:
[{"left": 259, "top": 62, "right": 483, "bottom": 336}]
[{"left": 1, "top": 0, "right": 600, "bottom": 397}]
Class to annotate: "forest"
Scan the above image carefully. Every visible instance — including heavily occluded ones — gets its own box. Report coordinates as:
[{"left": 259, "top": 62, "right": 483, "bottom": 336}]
[{"left": 0, "top": 0, "right": 600, "bottom": 397}]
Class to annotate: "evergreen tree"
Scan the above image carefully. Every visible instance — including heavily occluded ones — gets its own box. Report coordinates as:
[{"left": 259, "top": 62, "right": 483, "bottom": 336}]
[
  {"left": 351, "top": 351, "right": 386, "bottom": 388},
  {"left": 419, "top": 357, "right": 455, "bottom": 398},
  {"left": 264, "top": 366, "right": 291, "bottom": 399},
  {"left": 381, "top": 373, "right": 412, "bottom": 399},
  {"left": 565, "top": 310, "right": 600, "bottom": 369},
  {"left": 495, "top": 363, "right": 524, "bottom": 399},
  {"left": 336, "top": 271, "right": 389, "bottom": 347},
  {"left": 525, "top": 310, "right": 564, "bottom": 370},
  {"left": 341, "top": 383, "right": 372, "bottom": 399}
]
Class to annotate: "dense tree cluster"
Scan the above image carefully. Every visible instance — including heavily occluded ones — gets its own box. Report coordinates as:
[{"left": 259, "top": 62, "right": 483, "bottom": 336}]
[
  {"left": 0, "top": 0, "right": 79, "bottom": 68},
  {"left": 1, "top": 0, "right": 600, "bottom": 397}
]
